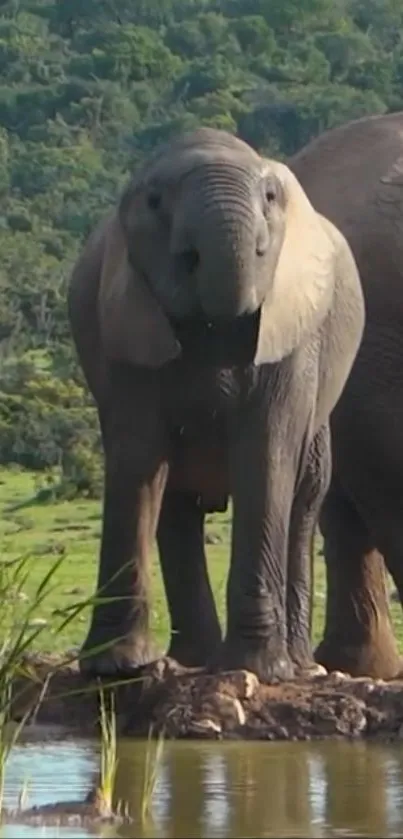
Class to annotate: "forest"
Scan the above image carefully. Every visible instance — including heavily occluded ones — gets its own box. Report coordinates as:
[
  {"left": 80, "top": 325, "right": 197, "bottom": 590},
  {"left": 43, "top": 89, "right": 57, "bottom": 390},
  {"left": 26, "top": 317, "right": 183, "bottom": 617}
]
[{"left": 0, "top": 0, "right": 401, "bottom": 497}]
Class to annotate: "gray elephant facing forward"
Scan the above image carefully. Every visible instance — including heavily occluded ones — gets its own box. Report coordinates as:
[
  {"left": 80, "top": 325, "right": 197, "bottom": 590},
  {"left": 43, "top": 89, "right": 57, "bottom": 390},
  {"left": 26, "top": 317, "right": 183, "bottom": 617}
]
[{"left": 68, "top": 128, "right": 364, "bottom": 682}]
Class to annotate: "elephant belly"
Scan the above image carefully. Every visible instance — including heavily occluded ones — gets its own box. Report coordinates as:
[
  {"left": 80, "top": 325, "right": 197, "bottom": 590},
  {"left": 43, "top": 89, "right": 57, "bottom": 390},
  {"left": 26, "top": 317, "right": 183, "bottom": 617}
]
[
  {"left": 163, "top": 362, "right": 247, "bottom": 511},
  {"left": 168, "top": 441, "right": 229, "bottom": 511}
]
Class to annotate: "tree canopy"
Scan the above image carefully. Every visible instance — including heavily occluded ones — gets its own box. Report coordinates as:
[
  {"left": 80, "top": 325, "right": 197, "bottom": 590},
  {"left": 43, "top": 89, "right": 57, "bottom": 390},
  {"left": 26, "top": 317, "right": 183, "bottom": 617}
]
[{"left": 0, "top": 0, "right": 400, "bottom": 494}]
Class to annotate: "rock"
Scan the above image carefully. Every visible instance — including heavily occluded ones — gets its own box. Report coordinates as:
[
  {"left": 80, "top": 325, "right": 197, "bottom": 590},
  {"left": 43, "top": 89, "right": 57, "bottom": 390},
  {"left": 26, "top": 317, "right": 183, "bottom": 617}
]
[
  {"left": 244, "top": 688, "right": 368, "bottom": 740},
  {"left": 326, "top": 670, "right": 351, "bottom": 684},
  {"left": 201, "top": 693, "right": 246, "bottom": 729},
  {"left": 214, "top": 670, "right": 259, "bottom": 700},
  {"left": 343, "top": 678, "right": 377, "bottom": 701},
  {"left": 309, "top": 664, "right": 328, "bottom": 678},
  {"left": 187, "top": 718, "right": 222, "bottom": 739},
  {"left": 297, "top": 664, "right": 328, "bottom": 681}
]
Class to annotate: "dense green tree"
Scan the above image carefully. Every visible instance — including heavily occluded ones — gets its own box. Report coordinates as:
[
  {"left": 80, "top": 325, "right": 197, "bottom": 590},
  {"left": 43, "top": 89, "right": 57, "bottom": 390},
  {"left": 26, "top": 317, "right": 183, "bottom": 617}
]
[{"left": 0, "top": 0, "right": 400, "bottom": 495}]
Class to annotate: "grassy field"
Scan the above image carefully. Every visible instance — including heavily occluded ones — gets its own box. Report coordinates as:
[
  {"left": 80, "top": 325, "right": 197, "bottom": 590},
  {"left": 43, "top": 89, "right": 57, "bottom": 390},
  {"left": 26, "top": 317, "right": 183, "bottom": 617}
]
[{"left": 0, "top": 466, "right": 402, "bottom": 656}]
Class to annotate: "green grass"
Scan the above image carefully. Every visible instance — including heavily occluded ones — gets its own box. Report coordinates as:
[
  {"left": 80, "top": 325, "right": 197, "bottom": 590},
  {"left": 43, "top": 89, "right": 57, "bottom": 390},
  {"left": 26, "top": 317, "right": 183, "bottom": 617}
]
[
  {"left": 140, "top": 725, "right": 165, "bottom": 826},
  {"left": 98, "top": 687, "right": 118, "bottom": 815},
  {"left": 0, "top": 465, "right": 401, "bottom": 655}
]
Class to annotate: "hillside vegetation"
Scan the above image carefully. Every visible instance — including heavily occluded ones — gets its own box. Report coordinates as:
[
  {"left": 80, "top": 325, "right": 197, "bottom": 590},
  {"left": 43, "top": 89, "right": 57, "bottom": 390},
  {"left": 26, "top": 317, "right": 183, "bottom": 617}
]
[{"left": 0, "top": 0, "right": 402, "bottom": 495}]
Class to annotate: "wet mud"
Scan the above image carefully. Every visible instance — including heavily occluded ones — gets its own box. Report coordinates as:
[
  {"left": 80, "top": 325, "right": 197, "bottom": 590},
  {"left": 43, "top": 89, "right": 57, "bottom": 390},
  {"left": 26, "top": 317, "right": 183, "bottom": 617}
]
[
  {"left": 10, "top": 653, "right": 403, "bottom": 742},
  {"left": 2, "top": 788, "right": 130, "bottom": 829}
]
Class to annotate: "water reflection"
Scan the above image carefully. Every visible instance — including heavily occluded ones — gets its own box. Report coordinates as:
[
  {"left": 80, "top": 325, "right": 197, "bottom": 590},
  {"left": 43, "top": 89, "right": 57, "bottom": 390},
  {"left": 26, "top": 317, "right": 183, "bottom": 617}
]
[
  {"left": 5, "top": 732, "right": 403, "bottom": 838},
  {"left": 3, "top": 732, "right": 100, "bottom": 838},
  {"left": 319, "top": 741, "right": 390, "bottom": 835},
  {"left": 112, "top": 739, "right": 403, "bottom": 838},
  {"left": 5, "top": 733, "right": 99, "bottom": 810}
]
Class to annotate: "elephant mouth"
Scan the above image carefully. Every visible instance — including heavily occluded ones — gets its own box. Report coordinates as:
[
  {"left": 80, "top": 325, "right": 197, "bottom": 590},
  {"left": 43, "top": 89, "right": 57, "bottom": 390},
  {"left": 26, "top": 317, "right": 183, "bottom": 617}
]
[{"left": 170, "top": 309, "right": 261, "bottom": 366}]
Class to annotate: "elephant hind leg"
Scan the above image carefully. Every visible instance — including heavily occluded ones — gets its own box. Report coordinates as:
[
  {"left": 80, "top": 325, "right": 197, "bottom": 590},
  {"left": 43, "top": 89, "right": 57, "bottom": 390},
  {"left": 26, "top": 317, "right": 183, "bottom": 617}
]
[
  {"left": 317, "top": 479, "right": 401, "bottom": 680},
  {"left": 157, "top": 491, "right": 222, "bottom": 667},
  {"left": 374, "top": 506, "right": 403, "bottom": 630}
]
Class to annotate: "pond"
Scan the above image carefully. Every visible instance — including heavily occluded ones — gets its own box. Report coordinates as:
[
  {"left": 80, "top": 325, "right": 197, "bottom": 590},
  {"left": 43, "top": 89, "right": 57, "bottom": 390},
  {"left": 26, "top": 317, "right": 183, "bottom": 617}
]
[{"left": 4, "top": 731, "right": 403, "bottom": 838}]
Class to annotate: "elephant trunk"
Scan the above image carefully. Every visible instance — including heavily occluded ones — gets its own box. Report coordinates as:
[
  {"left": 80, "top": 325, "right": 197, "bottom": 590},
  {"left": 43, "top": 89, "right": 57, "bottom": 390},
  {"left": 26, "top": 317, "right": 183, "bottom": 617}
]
[{"left": 176, "top": 167, "right": 269, "bottom": 321}]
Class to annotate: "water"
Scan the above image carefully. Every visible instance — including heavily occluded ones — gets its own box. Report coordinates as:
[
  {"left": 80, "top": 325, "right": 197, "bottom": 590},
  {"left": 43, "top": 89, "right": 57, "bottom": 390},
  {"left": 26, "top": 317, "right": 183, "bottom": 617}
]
[{"left": 4, "top": 730, "right": 403, "bottom": 838}]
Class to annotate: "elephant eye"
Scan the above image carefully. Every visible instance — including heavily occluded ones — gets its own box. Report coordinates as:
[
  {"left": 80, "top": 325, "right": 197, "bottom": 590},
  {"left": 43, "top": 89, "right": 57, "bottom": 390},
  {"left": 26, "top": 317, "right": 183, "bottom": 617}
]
[
  {"left": 147, "top": 191, "right": 162, "bottom": 211},
  {"left": 263, "top": 181, "right": 277, "bottom": 205}
]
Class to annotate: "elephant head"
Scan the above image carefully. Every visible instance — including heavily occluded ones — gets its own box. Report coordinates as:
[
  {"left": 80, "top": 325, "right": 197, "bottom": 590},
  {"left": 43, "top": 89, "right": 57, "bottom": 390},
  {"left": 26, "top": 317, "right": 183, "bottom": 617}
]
[{"left": 98, "top": 128, "right": 336, "bottom": 367}]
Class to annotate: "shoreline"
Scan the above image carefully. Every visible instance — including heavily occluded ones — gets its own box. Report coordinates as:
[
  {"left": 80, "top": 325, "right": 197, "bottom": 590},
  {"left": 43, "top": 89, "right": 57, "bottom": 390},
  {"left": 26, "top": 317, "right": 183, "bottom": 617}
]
[{"left": 10, "top": 653, "right": 403, "bottom": 743}]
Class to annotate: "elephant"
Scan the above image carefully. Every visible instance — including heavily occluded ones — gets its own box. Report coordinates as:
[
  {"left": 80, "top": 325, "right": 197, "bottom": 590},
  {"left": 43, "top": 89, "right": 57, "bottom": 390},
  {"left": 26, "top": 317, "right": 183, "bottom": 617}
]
[
  {"left": 289, "top": 110, "right": 403, "bottom": 679},
  {"left": 67, "top": 127, "right": 364, "bottom": 683}
]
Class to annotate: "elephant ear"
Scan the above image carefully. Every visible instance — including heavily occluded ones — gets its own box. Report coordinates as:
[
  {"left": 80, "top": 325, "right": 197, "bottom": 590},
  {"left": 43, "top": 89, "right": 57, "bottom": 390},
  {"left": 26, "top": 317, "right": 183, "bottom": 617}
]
[
  {"left": 255, "top": 162, "right": 337, "bottom": 365},
  {"left": 98, "top": 214, "right": 180, "bottom": 368}
]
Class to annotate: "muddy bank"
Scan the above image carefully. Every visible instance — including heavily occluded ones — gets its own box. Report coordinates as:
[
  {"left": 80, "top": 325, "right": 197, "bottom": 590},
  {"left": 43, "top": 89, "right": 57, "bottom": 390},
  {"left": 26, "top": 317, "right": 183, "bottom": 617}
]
[
  {"left": 10, "top": 653, "right": 403, "bottom": 741},
  {"left": 2, "top": 786, "right": 131, "bottom": 829}
]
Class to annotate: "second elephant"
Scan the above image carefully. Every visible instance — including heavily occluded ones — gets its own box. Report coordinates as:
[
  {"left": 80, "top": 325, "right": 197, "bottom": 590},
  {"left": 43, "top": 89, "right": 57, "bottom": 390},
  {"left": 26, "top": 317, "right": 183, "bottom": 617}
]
[
  {"left": 290, "top": 110, "right": 403, "bottom": 679},
  {"left": 68, "top": 127, "right": 364, "bottom": 683}
]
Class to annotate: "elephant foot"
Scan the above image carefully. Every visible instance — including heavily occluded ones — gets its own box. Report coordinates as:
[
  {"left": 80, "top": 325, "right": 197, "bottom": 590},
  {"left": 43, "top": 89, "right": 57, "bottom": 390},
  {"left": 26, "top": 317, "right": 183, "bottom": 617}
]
[
  {"left": 209, "top": 637, "right": 295, "bottom": 684},
  {"left": 167, "top": 634, "right": 221, "bottom": 668},
  {"left": 288, "top": 641, "right": 325, "bottom": 680},
  {"left": 315, "top": 634, "right": 402, "bottom": 681},
  {"left": 79, "top": 632, "right": 158, "bottom": 679}
]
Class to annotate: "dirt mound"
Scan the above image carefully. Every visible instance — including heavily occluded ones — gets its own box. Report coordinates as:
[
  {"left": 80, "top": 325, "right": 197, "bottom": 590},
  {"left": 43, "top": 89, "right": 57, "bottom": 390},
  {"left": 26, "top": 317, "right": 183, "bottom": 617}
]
[{"left": 10, "top": 654, "right": 403, "bottom": 741}]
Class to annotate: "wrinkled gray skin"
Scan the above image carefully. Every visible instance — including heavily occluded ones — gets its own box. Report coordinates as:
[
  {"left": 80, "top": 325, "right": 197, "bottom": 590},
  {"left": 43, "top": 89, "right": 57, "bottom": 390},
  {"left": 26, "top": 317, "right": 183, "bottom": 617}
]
[
  {"left": 67, "top": 128, "right": 364, "bottom": 682},
  {"left": 290, "top": 111, "right": 403, "bottom": 679}
]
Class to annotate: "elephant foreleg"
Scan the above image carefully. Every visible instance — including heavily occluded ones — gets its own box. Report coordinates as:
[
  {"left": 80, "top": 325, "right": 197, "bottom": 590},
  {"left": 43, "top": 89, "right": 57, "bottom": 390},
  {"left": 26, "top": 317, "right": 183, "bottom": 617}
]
[
  {"left": 317, "top": 478, "right": 401, "bottom": 679},
  {"left": 80, "top": 452, "right": 168, "bottom": 676},
  {"left": 286, "top": 423, "right": 331, "bottom": 675},
  {"left": 80, "top": 373, "right": 168, "bottom": 677},
  {"left": 157, "top": 491, "right": 222, "bottom": 667},
  {"left": 212, "top": 387, "right": 301, "bottom": 683}
]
